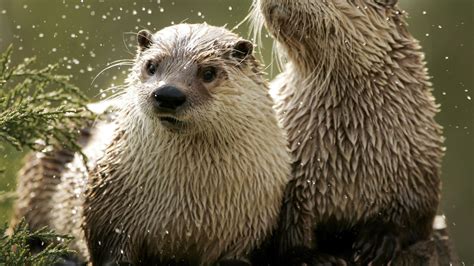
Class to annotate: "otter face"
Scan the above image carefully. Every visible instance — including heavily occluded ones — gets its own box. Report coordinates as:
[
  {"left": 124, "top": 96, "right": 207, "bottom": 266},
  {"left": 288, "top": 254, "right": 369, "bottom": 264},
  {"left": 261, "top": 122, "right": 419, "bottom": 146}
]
[
  {"left": 255, "top": 0, "right": 404, "bottom": 61},
  {"left": 128, "top": 24, "right": 259, "bottom": 134}
]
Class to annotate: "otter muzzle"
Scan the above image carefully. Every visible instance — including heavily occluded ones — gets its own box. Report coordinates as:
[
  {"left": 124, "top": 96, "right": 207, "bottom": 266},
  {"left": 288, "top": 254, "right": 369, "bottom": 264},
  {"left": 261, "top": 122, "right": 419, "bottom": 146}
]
[{"left": 152, "top": 85, "right": 187, "bottom": 112}]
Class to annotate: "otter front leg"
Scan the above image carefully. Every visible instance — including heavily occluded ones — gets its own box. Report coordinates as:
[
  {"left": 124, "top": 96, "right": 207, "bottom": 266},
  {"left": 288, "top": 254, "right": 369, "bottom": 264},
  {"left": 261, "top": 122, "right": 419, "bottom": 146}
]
[
  {"left": 277, "top": 178, "right": 345, "bottom": 265},
  {"left": 275, "top": 178, "right": 318, "bottom": 265},
  {"left": 352, "top": 213, "right": 435, "bottom": 265},
  {"left": 352, "top": 228, "right": 401, "bottom": 265},
  {"left": 276, "top": 178, "right": 349, "bottom": 266},
  {"left": 86, "top": 230, "right": 131, "bottom": 265}
]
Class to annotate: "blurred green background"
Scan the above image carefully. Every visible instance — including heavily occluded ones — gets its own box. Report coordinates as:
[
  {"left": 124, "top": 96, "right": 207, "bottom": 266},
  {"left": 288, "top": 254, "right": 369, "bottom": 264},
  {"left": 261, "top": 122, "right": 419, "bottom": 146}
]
[{"left": 0, "top": 0, "right": 472, "bottom": 263}]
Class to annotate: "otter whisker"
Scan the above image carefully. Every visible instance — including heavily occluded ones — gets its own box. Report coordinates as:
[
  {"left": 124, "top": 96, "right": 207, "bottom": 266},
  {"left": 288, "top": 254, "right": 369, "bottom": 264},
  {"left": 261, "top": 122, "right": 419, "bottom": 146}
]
[
  {"left": 122, "top": 31, "right": 144, "bottom": 56},
  {"left": 92, "top": 61, "right": 134, "bottom": 85},
  {"left": 95, "top": 84, "right": 128, "bottom": 102}
]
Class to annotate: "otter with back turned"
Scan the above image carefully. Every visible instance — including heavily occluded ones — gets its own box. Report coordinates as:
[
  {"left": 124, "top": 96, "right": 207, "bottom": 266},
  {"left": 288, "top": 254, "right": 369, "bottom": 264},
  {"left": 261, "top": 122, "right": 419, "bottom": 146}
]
[{"left": 253, "top": 0, "right": 446, "bottom": 264}]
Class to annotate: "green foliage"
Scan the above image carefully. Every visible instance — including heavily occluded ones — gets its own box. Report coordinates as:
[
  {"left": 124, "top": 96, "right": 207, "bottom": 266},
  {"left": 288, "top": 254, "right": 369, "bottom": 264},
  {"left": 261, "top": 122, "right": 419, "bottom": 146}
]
[
  {"left": 0, "top": 44, "right": 92, "bottom": 153},
  {"left": 0, "top": 220, "right": 74, "bottom": 266},
  {"left": 0, "top": 45, "right": 90, "bottom": 264}
]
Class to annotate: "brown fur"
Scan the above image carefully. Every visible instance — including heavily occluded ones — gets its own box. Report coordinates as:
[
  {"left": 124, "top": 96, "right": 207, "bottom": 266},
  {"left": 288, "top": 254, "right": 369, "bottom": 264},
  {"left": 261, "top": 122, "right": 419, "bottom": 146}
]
[
  {"left": 11, "top": 149, "right": 75, "bottom": 232},
  {"left": 11, "top": 107, "right": 118, "bottom": 261},
  {"left": 83, "top": 24, "right": 290, "bottom": 265},
  {"left": 13, "top": 23, "right": 291, "bottom": 265},
  {"left": 253, "top": 0, "right": 445, "bottom": 264}
]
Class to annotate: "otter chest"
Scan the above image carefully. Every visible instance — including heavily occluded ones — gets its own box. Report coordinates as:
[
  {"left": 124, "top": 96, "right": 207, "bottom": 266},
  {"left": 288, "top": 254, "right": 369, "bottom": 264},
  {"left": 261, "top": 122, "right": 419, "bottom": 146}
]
[{"left": 87, "top": 142, "right": 282, "bottom": 264}]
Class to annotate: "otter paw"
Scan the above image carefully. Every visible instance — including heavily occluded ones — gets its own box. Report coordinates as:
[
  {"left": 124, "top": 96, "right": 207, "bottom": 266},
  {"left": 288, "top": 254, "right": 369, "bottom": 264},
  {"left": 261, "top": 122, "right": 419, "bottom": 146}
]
[{"left": 353, "top": 233, "right": 400, "bottom": 265}]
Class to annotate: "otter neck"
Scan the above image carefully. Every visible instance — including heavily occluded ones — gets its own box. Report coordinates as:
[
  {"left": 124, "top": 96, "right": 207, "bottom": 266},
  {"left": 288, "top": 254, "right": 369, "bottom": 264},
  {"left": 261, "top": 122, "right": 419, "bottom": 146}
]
[
  {"left": 119, "top": 118, "right": 248, "bottom": 162},
  {"left": 276, "top": 12, "right": 424, "bottom": 85},
  {"left": 280, "top": 34, "right": 428, "bottom": 97}
]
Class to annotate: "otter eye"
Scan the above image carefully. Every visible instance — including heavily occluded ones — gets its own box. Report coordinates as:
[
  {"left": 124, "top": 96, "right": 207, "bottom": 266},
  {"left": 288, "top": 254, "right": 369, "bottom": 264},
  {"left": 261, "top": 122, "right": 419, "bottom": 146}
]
[
  {"left": 202, "top": 67, "right": 217, "bottom": 83},
  {"left": 146, "top": 62, "right": 157, "bottom": 76}
]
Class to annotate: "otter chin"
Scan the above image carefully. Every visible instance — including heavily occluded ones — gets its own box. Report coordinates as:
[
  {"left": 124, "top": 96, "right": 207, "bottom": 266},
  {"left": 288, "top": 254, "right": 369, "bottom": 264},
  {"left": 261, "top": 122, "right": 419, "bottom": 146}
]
[
  {"left": 159, "top": 116, "right": 182, "bottom": 126},
  {"left": 158, "top": 116, "right": 187, "bottom": 131},
  {"left": 11, "top": 23, "right": 291, "bottom": 265}
]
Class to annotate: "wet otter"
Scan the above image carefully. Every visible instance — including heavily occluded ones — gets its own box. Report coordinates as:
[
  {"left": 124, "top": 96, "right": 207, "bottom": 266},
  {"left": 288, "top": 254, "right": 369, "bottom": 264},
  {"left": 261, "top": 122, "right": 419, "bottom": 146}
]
[
  {"left": 253, "top": 0, "right": 445, "bottom": 264},
  {"left": 12, "top": 23, "right": 291, "bottom": 265}
]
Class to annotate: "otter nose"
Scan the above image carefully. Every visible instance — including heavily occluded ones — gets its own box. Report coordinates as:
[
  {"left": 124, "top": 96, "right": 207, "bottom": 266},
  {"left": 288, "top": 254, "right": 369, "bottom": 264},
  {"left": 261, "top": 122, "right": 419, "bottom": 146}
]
[{"left": 152, "top": 86, "right": 186, "bottom": 111}]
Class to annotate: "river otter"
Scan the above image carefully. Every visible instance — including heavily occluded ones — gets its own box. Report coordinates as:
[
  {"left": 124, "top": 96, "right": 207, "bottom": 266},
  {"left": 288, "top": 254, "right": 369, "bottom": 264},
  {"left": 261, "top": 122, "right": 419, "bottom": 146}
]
[
  {"left": 12, "top": 23, "right": 291, "bottom": 265},
  {"left": 10, "top": 102, "right": 114, "bottom": 260},
  {"left": 253, "top": 0, "right": 445, "bottom": 264}
]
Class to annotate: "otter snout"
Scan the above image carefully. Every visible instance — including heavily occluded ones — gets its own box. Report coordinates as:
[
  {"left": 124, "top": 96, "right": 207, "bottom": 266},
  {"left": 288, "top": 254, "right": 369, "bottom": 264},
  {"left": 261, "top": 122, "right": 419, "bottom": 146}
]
[{"left": 152, "top": 85, "right": 187, "bottom": 111}]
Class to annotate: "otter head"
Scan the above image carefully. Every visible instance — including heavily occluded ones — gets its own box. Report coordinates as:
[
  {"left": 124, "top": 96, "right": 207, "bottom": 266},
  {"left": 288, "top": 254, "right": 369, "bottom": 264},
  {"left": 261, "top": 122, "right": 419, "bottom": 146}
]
[
  {"left": 254, "top": 0, "right": 408, "bottom": 72},
  {"left": 126, "top": 24, "right": 264, "bottom": 135}
]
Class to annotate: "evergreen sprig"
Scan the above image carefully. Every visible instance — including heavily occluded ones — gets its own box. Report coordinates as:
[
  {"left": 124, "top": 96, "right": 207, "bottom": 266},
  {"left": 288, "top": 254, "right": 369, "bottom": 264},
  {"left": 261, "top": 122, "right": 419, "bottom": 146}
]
[
  {"left": 0, "top": 45, "right": 91, "bottom": 264},
  {"left": 0, "top": 220, "right": 74, "bottom": 266},
  {"left": 0, "top": 44, "right": 92, "bottom": 152}
]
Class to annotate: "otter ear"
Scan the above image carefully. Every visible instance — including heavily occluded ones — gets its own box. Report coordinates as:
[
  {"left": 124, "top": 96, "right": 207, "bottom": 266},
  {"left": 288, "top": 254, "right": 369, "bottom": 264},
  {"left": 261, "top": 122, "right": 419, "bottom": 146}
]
[
  {"left": 231, "top": 40, "right": 254, "bottom": 61},
  {"left": 375, "top": 0, "right": 398, "bottom": 7},
  {"left": 137, "top": 29, "right": 153, "bottom": 51}
]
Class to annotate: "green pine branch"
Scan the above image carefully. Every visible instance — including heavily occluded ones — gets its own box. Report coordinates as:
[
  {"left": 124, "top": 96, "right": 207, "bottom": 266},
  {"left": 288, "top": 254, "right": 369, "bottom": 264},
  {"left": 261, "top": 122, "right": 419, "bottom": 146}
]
[
  {"left": 0, "top": 45, "right": 92, "bottom": 264},
  {"left": 0, "top": 44, "right": 93, "bottom": 153},
  {"left": 0, "top": 220, "right": 75, "bottom": 266}
]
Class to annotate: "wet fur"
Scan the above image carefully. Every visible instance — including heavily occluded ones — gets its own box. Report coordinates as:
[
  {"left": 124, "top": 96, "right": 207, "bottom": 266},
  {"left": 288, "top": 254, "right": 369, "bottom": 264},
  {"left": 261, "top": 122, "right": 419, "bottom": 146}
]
[
  {"left": 252, "top": 0, "right": 445, "bottom": 264},
  {"left": 12, "top": 24, "right": 291, "bottom": 265}
]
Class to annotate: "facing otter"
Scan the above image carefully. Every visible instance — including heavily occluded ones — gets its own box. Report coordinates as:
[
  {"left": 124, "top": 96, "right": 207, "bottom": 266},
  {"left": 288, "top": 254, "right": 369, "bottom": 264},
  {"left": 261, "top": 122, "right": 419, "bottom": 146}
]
[
  {"left": 254, "top": 0, "right": 445, "bottom": 264},
  {"left": 12, "top": 23, "right": 291, "bottom": 265}
]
